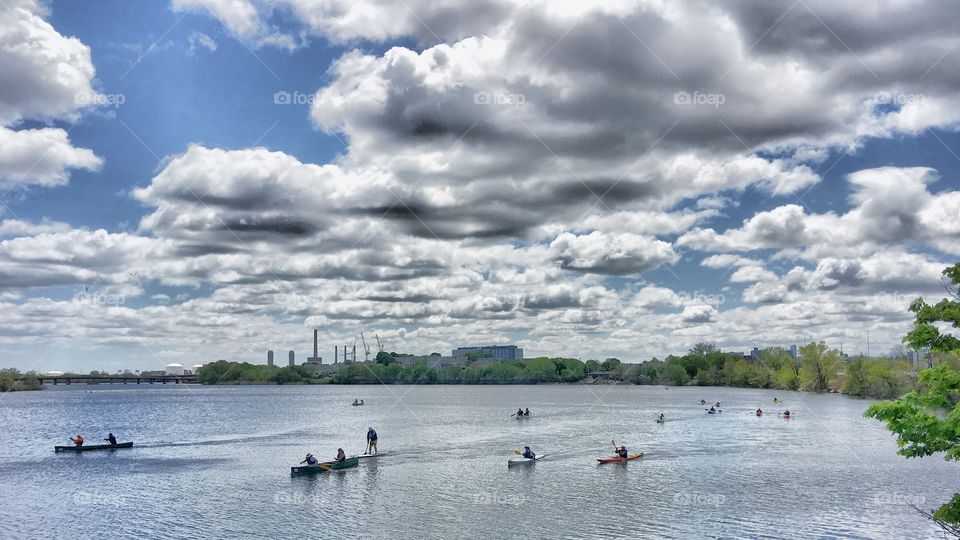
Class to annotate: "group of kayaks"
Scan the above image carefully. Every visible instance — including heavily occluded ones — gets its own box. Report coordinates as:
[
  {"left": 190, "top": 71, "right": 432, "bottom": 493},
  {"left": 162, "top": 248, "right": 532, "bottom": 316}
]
[{"left": 507, "top": 440, "right": 644, "bottom": 466}]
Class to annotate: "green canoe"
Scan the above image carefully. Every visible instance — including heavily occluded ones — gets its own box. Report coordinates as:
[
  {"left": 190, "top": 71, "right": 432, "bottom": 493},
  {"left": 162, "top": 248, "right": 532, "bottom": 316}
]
[
  {"left": 290, "top": 456, "right": 360, "bottom": 475},
  {"left": 55, "top": 442, "right": 133, "bottom": 452}
]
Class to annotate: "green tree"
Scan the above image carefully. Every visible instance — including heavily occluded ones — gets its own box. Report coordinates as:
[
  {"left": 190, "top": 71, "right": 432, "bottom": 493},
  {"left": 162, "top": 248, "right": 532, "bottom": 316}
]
[
  {"left": 843, "top": 358, "right": 868, "bottom": 396},
  {"left": 866, "top": 262, "right": 960, "bottom": 536},
  {"left": 375, "top": 351, "right": 395, "bottom": 365},
  {"left": 798, "top": 342, "right": 838, "bottom": 392}
]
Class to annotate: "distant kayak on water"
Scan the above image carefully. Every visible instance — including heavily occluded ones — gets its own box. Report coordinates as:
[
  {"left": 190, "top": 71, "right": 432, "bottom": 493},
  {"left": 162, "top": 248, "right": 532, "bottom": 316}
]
[{"left": 508, "top": 454, "right": 547, "bottom": 466}]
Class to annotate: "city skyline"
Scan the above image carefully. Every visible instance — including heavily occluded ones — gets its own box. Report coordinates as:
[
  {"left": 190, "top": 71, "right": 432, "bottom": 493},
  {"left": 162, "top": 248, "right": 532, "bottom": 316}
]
[{"left": 2, "top": 0, "right": 959, "bottom": 372}]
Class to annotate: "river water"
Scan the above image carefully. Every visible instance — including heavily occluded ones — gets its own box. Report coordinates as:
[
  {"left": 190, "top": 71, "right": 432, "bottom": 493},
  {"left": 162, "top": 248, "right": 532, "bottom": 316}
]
[{"left": 0, "top": 384, "right": 953, "bottom": 539}]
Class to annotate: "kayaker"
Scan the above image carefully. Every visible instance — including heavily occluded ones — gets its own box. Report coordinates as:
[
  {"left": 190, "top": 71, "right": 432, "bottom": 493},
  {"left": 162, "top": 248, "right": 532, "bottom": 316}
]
[
  {"left": 71, "top": 435, "right": 84, "bottom": 447},
  {"left": 335, "top": 448, "right": 346, "bottom": 462},
  {"left": 353, "top": 399, "right": 359, "bottom": 406},
  {"left": 300, "top": 453, "right": 318, "bottom": 465},
  {"left": 699, "top": 399, "right": 706, "bottom": 405},
  {"left": 516, "top": 407, "right": 524, "bottom": 417},
  {"left": 524, "top": 408, "right": 530, "bottom": 416},
  {"left": 756, "top": 408, "right": 762, "bottom": 416},
  {"left": 708, "top": 406, "right": 716, "bottom": 413},
  {"left": 522, "top": 446, "right": 536, "bottom": 459},
  {"left": 658, "top": 413, "right": 665, "bottom": 421},
  {"left": 715, "top": 401, "right": 721, "bottom": 408},
  {"left": 104, "top": 433, "right": 117, "bottom": 445},
  {"left": 366, "top": 427, "right": 378, "bottom": 454},
  {"left": 783, "top": 410, "right": 791, "bottom": 417},
  {"left": 360, "top": 399, "right": 364, "bottom": 405},
  {"left": 616, "top": 445, "right": 628, "bottom": 458}
]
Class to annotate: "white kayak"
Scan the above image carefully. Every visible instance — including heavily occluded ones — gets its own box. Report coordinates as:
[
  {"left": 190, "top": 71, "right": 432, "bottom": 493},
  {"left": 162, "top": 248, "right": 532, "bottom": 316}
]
[
  {"left": 508, "top": 454, "right": 547, "bottom": 466},
  {"left": 358, "top": 452, "right": 389, "bottom": 459}
]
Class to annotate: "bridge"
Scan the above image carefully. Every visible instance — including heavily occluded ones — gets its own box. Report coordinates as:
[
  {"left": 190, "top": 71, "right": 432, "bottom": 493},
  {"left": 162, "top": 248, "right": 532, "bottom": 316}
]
[{"left": 37, "top": 374, "right": 198, "bottom": 385}]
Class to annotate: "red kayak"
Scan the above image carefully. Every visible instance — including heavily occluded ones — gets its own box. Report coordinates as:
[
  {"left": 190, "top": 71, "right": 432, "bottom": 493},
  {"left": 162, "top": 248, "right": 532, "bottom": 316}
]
[
  {"left": 756, "top": 411, "right": 762, "bottom": 416},
  {"left": 597, "top": 452, "right": 643, "bottom": 463}
]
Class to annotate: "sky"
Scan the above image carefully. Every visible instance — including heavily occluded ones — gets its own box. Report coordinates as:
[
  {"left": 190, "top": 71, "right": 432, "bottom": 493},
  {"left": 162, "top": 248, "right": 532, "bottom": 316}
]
[{"left": 1, "top": 0, "right": 959, "bottom": 372}]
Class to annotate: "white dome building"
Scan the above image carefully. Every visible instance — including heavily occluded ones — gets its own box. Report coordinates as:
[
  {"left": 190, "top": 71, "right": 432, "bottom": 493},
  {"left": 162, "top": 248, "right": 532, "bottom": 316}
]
[
  {"left": 165, "top": 363, "right": 185, "bottom": 376},
  {"left": 191, "top": 364, "right": 204, "bottom": 375}
]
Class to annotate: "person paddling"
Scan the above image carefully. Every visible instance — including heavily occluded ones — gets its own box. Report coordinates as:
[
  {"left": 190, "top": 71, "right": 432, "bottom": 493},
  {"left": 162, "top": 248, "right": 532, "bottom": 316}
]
[
  {"left": 783, "top": 409, "right": 791, "bottom": 418},
  {"left": 524, "top": 408, "right": 530, "bottom": 417},
  {"left": 104, "top": 433, "right": 117, "bottom": 445},
  {"left": 335, "top": 448, "right": 346, "bottom": 462},
  {"left": 522, "top": 446, "right": 536, "bottom": 459},
  {"left": 366, "top": 427, "right": 378, "bottom": 454},
  {"left": 756, "top": 408, "right": 763, "bottom": 416},
  {"left": 516, "top": 407, "right": 524, "bottom": 417},
  {"left": 300, "top": 453, "right": 318, "bottom": 465},
  {"left": 616, "top": 445, "right": 628, "bottom": 458},
  {"left": 658, "top": 412, "right": 665, "bottom": 421},
  {"left": 71, "top": 435, "right": 84, "bottom": 447}
]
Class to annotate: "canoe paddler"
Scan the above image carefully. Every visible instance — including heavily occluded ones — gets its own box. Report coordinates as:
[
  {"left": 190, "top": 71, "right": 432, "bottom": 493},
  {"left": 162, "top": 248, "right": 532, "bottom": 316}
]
[
  {"left": 783, "top": 410, "right": 791, "bottom": 417},
  {"left": 616, "top": 445, "right": 628, "bottom": 458},
  {"left": 300, "top": 453, "right": 318, "bottom": 465},
  {"left": 658, "top": 413, "right": 665, "bottom": 421},
  {"left": 516, "top": 407, "right": 524, "bottom": 417},
  {"left": 71, "top": 435, "right": 84, "bottom": 447},
  {"left": 524, "top": 408, "right": 530, "bottom": 416},
  {"left": 522, "top": 446, "right": 535, "bottom": 459},
  {"left": 335, "top": 448, "right": 346, "bottom": 463},
  {"left": 366, "top": 427, "right": 378, "bottom": 454},
  {"left": 104, "top": 433, "right": 117, "bottom": 445}
]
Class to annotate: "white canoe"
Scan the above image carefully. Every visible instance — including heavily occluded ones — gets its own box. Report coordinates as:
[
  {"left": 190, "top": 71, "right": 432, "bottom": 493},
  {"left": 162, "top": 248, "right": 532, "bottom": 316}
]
[{"left": 508, "top": 454, "right": 546, "bottom": 466}]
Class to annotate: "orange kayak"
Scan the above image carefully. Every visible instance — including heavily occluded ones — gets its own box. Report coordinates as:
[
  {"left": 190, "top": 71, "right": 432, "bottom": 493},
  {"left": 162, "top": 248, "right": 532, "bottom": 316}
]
[{"left": 597, "top": 452, "right": 643, "bottom": 463}]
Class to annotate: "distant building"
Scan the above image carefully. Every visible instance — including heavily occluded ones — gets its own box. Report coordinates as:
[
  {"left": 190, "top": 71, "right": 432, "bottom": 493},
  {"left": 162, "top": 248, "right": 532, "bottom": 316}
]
[
  {"left": 452, "top": 345, "right": 523, "bottom": 361},
  {"left": 267, "top": 350, "right": 274, "bottom": 366},
  {"left": 165, "top": 363, "right": 185, "bottom": 376},
  {"left": 750, "top": 347, "right": 760, "bottom": 361},
  {"left": 288, "top": 350, "right": 295, "bottom": 367},
  {"left": 789, "top": 345, "right": 798, "bottom": 359}
]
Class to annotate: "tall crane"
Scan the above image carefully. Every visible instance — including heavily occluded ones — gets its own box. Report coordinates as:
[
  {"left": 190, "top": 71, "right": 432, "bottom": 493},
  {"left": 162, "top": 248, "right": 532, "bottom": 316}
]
[
  {"left": 360, "top": 332, "right": 371, "bottom": 363},
  {"left": 376, "top": 334, "right": 384, "bottom": 353}
]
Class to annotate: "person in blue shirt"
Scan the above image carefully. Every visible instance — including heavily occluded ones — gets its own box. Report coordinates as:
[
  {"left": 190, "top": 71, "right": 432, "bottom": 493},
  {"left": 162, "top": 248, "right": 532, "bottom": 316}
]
[
  {"left": 522, "top": 446, "right": 535, "bottom": 459},
  {"left": 616, "top": 445, "right": 628, "bottom": 458},
  {"left": 366, "top": 427, "right": 378, "bottom": 454},
  {"left": 300, "top": 453, "right": 317, "bottom": 465}
]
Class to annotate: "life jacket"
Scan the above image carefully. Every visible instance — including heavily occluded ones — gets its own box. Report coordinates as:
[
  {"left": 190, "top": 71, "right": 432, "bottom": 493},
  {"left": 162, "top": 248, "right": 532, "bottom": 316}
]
[
  {"left": 75, "top": 436, "right": 84, "bottom": 445},
  {"left": 368, "top": 430, "right": 378, "bottom": 441},
  {"left": 523, "top": 450, "right": 535, "bottom": 459}
]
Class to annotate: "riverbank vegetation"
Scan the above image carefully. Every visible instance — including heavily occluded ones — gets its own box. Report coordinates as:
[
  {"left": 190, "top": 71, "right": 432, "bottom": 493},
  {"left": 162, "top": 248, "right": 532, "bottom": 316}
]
[
  {"left": 0, "top": 369, "right": 41, "bottom": 392},
  {"left": 196, "top": 361, "right": 318, "bottom": 385}
]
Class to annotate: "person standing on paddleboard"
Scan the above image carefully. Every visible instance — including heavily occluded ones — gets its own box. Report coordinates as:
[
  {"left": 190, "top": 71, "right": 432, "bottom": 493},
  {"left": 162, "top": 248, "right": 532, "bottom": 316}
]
[{"left": 366, "top": 427, "right": 378, "bottom": 454}]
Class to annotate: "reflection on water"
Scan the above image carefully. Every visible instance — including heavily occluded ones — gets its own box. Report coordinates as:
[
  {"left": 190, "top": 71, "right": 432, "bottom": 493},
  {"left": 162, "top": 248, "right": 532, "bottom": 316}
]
[{"left": 0, "top": 384, "right": 953, "bottom": 539}]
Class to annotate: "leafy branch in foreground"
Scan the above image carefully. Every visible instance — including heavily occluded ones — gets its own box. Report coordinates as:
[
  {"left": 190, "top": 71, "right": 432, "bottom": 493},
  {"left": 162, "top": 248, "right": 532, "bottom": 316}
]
[{"left": 866, "top": 262, "right": 960, "bottom": 536}]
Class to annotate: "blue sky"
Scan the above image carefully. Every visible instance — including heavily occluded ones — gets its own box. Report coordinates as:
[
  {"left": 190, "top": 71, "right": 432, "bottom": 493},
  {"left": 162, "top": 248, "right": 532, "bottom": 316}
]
[{"left": 1, "top": 0, "right": 959, "bottom": 371}]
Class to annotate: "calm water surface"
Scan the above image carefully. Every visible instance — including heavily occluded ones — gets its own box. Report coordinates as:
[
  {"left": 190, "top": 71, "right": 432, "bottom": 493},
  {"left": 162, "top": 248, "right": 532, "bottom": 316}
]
[{"left": 0, "top": 384, "right": 954, "bottom": 539}]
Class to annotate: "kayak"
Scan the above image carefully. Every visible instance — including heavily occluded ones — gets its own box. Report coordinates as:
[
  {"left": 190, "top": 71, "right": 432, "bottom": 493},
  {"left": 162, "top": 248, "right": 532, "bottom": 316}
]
[
  {"left": 358, "top": 452, "right": 389, "bottom": 459},
  {"left": 773, "top": 400, "right": 783, "bottom": 404},
  {"left": 508, "top": 454, "right": 547, "bottom": 466},
  {"left": 707, "top": 410, "right": 721, "bottom": 414},
  {"left": 55, "top": 442, "right": 133, "bottom": 452},
  {"left": 656, "top": 419, "right": 665, "bottom": 424},
  {"left": 597, "top": 452, "right": 643, "bottom": 464},
  {"left": 291, "top": 456, "right": 360, "bottom": 474},
  {"left": 515, "top": 415, "right": 531, "bottom": 420}
]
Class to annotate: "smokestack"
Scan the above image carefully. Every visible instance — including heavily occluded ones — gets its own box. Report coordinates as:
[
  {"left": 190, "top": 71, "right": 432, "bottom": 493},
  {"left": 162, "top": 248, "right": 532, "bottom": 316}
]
[
  {"left": 334, "top": 346, "right": 338, "bottom": 364},
  {"left": 313, "top": 329, "right": 319, "bottom": 360}
]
